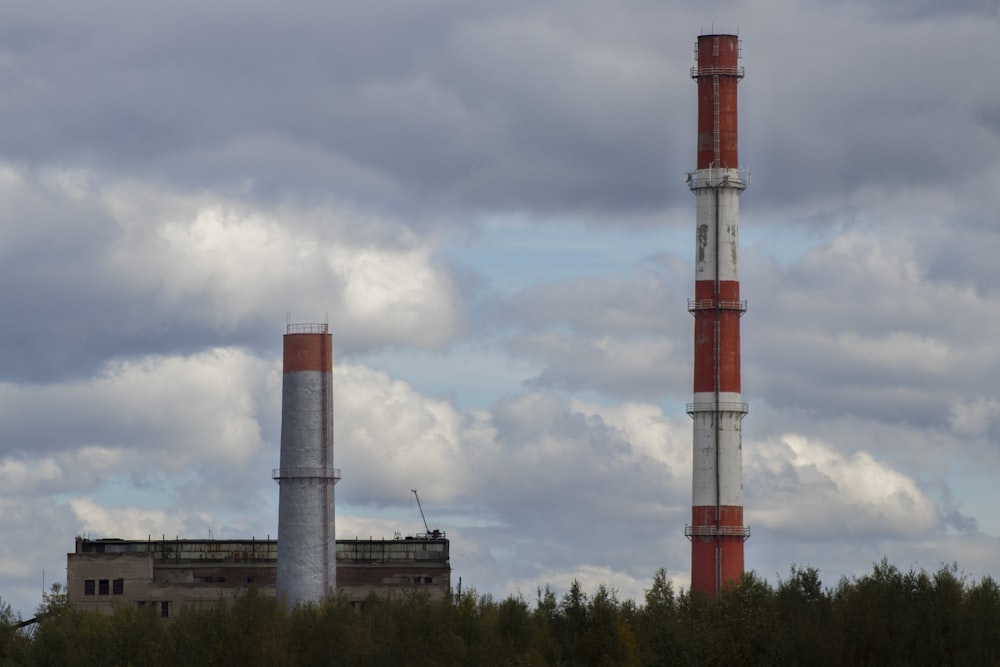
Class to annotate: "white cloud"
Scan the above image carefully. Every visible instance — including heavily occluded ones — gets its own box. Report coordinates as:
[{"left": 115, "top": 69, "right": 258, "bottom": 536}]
[
  {"left": 333, "top": 362, "right": 475, "bottom": 505},
  {"left": 512, "top": 332, "right": 686, "bottom": 399},
  {"left": 0, "top": 347, "right": 269, "bottom": 468},
  {"left": 505, "top": 564, "right": 652, "bottom": 605},
  {"left": 335, "top": 244, "right": 459, "bottom": 348},
  {"left": 835, "top": 331, "right": 954, "bottom": 375},
  {"left": 0, "top": 447, "right": 125, "bottom": 496},
  {"left": 0, "top": 497, "right": 86, "bottom": 614},
  {"left": 337, "top": 514, "right": 415, "bottom": 543},
  {"left": 948, "top": 398, "right": 1000, "bottom": 437},
  {"left": 0, "top": 457, "right": 62, "bottom": 493},
  {"left": 69, "top": 497, "right": 212, "bottom": 540},
  {"left": 100, "top": 180, "right": 461, "bottom": 348},
  {"left": 569, "top": 399, "right": 690, "bottom": 479},
  {"left": 747, "top": 434, "right": 941, "bottom": 539},
  {"left": 0, "top": 166, "right": 462, "bottom": 368}
]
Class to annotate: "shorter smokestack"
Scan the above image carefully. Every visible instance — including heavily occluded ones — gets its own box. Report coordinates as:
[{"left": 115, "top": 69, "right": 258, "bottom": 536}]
[{"left": 274, "top": 323, "right": 340, "bottom": 606}]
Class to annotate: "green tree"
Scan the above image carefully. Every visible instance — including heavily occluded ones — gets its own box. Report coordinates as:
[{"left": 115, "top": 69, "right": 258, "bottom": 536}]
[
  {"left": 17, "top": 558, "right": 1000, "bottom": 666},
  {"left": 557, "top": 579, "right": 589, "bottom": 664},
  {"left": 0, "top": 596, "right": 32, "bottom": 667},
  {"left": 159, "top": 588, "right": 291, "bottom": 666},
  {"left": 775, "top": 565, "right": 832, "bottom": 666},
  {"left": 830, "top": 558, "right": 965, "bottom": 666},
  {"left": 585, "top": 584, "right": 637, "bottom": 666},
  {"left": 29, "top": 583, "right": 84, "bottom": 667},
  {"left": 715, "top": 572, "right": 780, "bottom": 665},
  {"left": 637, "top": 568, "right": 679, "bottom": 665},
  {"left": 531, "top": 585, "right": 560, "bottom": 664},
  {"left": 959, "top": 575, "right": 1000, "bottom": 665},
  {"left": 288, "top": 595, "right": 352, "bottom": 665},
  {"left": 496, "top": 594, "right": 534, "bottom": 663}
]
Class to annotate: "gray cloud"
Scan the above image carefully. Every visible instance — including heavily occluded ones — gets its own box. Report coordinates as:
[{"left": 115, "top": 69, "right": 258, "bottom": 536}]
[
  {"left": 2, "top": 1, "right": 995, "bottom": 224},
  {"left": 0, "top": 2, "right": 701, "bottom": 216}
]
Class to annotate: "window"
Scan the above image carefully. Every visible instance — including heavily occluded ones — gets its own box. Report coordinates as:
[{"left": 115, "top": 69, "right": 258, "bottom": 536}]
[
  {"left": 424, "top": 577, "right": 433, "bottom": 584},
  {"left": 98, "top": 579, "right": 109, "bottom": 595},
  {"left": 160, "top": 601, "right": 170, "bottom": 619},
  {"left": 112, "top": 579, "right": 124, "bottom": 595},
  {"left": 84, "top": 579, "right": 95, "bottom": 596}
]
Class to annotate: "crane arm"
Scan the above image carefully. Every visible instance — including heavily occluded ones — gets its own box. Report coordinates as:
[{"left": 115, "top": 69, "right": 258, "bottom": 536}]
[{"left": 411, "top": 489, "right": 430, "bottom": 534}]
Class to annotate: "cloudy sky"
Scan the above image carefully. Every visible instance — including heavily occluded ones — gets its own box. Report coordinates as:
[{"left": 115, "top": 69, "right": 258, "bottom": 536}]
[{"left": 2, "top": 0, "right": 1000, "bottom": 616}]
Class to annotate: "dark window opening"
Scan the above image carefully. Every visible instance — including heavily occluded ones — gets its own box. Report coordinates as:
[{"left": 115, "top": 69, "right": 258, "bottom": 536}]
[
  {"left": 246, "top": 576, "right": 255, "bottom": 584},
  {"left": 215, "top": 576, "right": 226, "bottom": 583},
  {"left": 424, "top": 577, "right": 433, "bottom": 584},
  {"left": 98, "top": 579, "right": 109, "bottom": 595},
  {"left": 112, "top": 578, "right": 124, "bottom": 595},
  {"left": 84, "top": 580, "right": 95, "bottom": 596},
  {"left": 160, "top": 601, "right": 170, "bottom": 619}
]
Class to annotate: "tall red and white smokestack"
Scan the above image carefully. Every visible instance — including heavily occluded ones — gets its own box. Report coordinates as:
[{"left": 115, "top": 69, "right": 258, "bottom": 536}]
[{"left": 685, "top": 34, "right": 750, "bottom": 595}]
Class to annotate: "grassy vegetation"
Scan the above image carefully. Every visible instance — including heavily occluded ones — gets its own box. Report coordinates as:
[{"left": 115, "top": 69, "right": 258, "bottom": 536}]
[{"left": 4, "top": 561, "right": 1000, "bottom": 666}]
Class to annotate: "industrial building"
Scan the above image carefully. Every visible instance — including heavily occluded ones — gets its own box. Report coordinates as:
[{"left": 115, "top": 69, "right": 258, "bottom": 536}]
[
  {"left": 66, "top": 323, "right": 452, "bottom": 618},
  {"left": 684, "top": 33, "right": 751, "bottom": 594},
  {"left": 66, "top": 534, "right": 451, "bottom": 617}
]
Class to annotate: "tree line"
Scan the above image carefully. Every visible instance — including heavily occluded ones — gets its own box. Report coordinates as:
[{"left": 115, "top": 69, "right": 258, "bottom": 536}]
[{"left": 3, "top": 560, "right": 1000, "bottom": 666}]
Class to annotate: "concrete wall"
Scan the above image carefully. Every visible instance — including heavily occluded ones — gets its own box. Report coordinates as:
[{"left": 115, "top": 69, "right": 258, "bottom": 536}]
[{"left": 67, "top": 537, "right": 451, "bottom": 615}]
